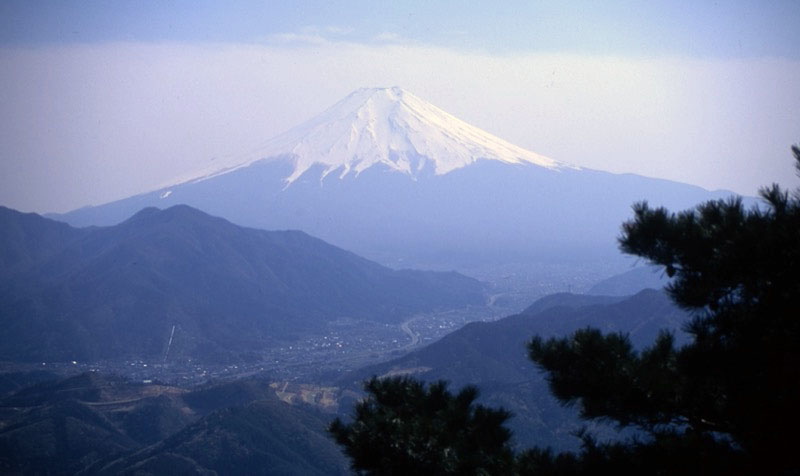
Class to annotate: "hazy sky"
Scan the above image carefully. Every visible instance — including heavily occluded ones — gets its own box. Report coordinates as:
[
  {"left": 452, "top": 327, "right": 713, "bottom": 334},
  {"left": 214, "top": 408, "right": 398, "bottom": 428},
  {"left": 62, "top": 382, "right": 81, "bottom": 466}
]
[{"left": 1, "top": 1, "right": 799, "bottom": 213}]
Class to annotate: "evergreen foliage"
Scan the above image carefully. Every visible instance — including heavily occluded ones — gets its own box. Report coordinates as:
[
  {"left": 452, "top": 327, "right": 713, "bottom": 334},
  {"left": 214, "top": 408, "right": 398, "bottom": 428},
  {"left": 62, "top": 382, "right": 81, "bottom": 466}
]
[
  {"left": 331, "top": 146, "right": 800, "bottom": 475},
  {"left": 528, "top": 145, "right": 800, "bottom": 473},
  {"left": 329, "top": 376, "right": 515, "bottom": 475}
]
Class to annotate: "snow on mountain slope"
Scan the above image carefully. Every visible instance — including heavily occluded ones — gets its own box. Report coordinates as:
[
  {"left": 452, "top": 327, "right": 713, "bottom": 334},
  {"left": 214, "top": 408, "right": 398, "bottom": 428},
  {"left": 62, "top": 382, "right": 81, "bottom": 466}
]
[
  {"left": 185, "top": 87, "right": 567, "bottom": 186},
  {"left": 54, "top": 86, "right": 743, "bottom": 277}
]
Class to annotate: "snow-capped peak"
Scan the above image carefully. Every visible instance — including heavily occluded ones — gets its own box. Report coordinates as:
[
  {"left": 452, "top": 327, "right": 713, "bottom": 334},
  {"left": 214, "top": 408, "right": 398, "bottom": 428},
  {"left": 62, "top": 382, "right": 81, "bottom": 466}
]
[{"left": 185, "top": 87, "right": 566, "bottom": 185}]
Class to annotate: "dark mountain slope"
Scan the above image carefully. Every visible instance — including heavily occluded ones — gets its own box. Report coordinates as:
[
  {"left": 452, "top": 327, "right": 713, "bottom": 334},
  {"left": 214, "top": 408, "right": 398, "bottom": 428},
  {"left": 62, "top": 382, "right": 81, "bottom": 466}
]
[
  {"left": 341, "top": 290, "right": 689, "bottom": 451},
  {"left": 587, "top": 265, "right": 670, "bottom": 296},
  {"left": 0, "top": 370, "right": 61, "bottom": 398},
  {"left": 98, "top": 396, "right": 348, "bottom": 476},
  {"left": 0, "top": 206, "right": 87, "bottom": 277},
  {"left": 0, "top": 373, "right": 348, "bottom": 475},
  {"left": 0, "top": 399, "right": 140, "bottom": 474},
  {"left": 0, "top": 374, "right": 150, "bottom": 475},
  {"left": 0, "top": 205, "right": 484, "bottom": 362}
]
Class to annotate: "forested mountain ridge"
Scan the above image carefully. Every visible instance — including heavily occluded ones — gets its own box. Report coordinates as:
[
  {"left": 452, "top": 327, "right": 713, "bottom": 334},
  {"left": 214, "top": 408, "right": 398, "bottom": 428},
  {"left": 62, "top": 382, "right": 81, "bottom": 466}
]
[
  {"left": 339, "top": 289, "right": 686, "bottom": 451},
  {"left": 0, "top": 205, "right": 485, "bottom": 362}
]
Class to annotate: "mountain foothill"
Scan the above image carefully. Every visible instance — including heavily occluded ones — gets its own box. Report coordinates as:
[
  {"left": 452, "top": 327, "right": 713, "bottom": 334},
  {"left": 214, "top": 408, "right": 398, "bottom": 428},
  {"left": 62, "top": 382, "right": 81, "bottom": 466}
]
[{"left": 0, "top": 204, "right": 485, "bottom": 363}]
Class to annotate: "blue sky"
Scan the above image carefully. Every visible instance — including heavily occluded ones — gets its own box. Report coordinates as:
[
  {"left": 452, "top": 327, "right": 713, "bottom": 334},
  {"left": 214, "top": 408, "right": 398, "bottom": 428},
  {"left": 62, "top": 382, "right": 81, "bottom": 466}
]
[
  {"left": 1, "top": 1, "right": 799, "bottom": 213},
  {"left": 3, "top": 1, "right": 799, "bottom": 58}
]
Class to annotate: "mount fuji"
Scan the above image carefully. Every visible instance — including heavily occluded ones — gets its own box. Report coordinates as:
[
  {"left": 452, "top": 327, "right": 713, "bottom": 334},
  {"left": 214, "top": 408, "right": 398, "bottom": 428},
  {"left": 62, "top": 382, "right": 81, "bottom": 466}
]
[
  {"left": 56, "top": 87, "right": 738, "bottom": 277},
  {"left": 212, "top": 86, "right": 562, "bottom": 183}
]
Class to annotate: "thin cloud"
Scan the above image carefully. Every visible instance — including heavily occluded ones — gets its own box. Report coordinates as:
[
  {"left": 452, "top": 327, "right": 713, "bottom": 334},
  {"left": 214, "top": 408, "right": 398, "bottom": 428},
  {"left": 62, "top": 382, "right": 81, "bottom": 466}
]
[
  {"left": 269, "top": 32, "right": 331, "bottom": 46},
  {"left": 268, "top": 25, "right": 355, "bottom": 46},
  {"left": 373, "top": 32, "right": 405, "bottom": 43},
  {"left": 323, "top": 26, "right": 354, "bottom": 36}
]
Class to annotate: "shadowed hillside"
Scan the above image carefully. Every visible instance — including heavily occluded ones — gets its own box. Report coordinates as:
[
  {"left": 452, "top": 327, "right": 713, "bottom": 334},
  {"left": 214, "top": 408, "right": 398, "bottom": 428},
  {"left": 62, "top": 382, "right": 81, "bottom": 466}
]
[
  {"left": 339, "top": 290, "right": 688, "bottom": 451},
  {"left": 0, "top": 373, "right": 348, "bottom": 475},
  {"left": 0, "top": 205, "right": 485, "bottom": 362}
]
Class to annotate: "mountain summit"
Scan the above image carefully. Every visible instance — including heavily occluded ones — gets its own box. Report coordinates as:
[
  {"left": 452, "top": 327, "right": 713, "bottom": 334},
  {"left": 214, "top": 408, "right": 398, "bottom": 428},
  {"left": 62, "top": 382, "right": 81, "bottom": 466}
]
[
  {"left": 56, "top": 88, "right": 738, "bottom": 280},
  {"left": 198, "top": 87, "right": 563, "bottom": 185},
  {"left": 0, "top": 205, "right": 484, "bottom": 362}
]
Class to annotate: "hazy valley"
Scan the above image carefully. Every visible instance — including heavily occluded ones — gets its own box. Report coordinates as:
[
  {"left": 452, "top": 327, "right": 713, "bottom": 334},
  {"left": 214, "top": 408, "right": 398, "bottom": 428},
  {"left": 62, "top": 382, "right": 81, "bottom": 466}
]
[{"left": 1, "top": 85, "right": 779, "bottom": 474}]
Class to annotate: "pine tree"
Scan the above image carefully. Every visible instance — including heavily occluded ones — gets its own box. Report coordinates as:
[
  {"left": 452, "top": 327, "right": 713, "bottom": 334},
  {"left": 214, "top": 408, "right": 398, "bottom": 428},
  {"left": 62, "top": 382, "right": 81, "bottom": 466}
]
[
  {"left": 528, "top": 145, "right": 800, "bottom": 473},
  {"left": 330, "top": 146, "right": 800, "bottom": 475},
  {"left": 329, "top": 376, "right": 515, "bottom": 475}
]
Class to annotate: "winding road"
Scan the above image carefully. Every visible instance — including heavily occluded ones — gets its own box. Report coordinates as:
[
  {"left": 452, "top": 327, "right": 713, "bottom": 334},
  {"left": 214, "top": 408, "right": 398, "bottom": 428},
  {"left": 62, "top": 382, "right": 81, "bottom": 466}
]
[{"left": 399, "top": 316, "right": 424, "bottom": 349}]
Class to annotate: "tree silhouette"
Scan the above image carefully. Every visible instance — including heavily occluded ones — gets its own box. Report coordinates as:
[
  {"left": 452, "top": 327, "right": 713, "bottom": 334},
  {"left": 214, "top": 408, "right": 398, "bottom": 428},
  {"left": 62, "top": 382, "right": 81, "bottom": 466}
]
[
  {"left": 331, "top": 146, "right": 800, "bottom": 475},
  {"left": 329, "top": 376, "right": 514, "bottom": 475},
  {"left": 529, "top": 145, "right": 800, "bottom": 473}
]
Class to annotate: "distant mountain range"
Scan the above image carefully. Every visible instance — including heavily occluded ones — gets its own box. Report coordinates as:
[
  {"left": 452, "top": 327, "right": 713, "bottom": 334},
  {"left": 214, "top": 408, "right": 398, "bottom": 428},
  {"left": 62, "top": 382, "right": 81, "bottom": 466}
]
[
  {"left": 0, "top": 205, "right": 484, "bottom": 363},
  {"left": 54, "top": 87, "right": 744, "bottom": 274},
  {"left": 339, "top": 289, "right": 690, "bottom": 451},
  {"left": 587, "top": 265, "right": 670, "bottom": 296}
]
